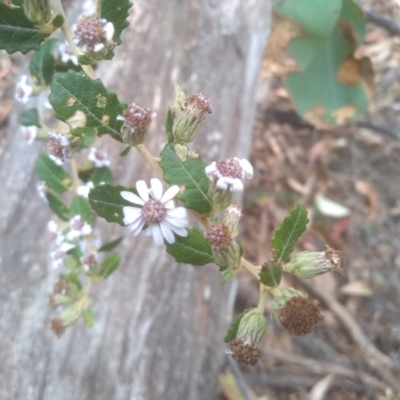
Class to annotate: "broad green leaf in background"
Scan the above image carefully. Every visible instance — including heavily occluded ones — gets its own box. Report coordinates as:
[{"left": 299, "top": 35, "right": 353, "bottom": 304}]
[
  {"left": 165, "top": 227, "right": 214, "bottom": 266},
  {"left": 258, "top": 263, "right": 283, "bottom": 287},
  {"left": 0, "top": 4, "right": 48, "bottom": 54},
  {"left": 29, "top": 38, "right": 57, "bottom": 86},
  {"left": 271, "top": 204, "right": 309, "bottom": 262},
  {"left": 35, "top": 154, "right": 73, "bottom": 193},
  {"left": 90, "top": 167, "right": 113, "bottom": 185},
  {"left": 49, "top": 71, "right": 126, "bottom": 141},
  {"left": 272, "top": 0, "right": 342, "bottom": 70},
  {"left": 45, "top": 191, "right": 70, "bottom": 221},
  {"left": 282, "top": 0, "right": 373, "bottom": 128},
  {"left": 266, "top": 0, "right": 373, "bottom": 128},
  {"left": 89, "top": 183, "right": 138, "bottom": 225},
  {"left": 100, "top": 0, "right": 133, "bottom": 59},
  {"left": 70, "top": 195, "right": 94, "bottom": 226},
  {"left": 223, "top": 308, "right": 254, "bottom": 343},
  {"left": 98, "top": 236, "right": 124, "bottom": 252},
  {"left": 160, "top": 143, "right": 212, "bottom": 215},
  {"left": 19, "top": 108, "right": 40, "bottom": 127}
]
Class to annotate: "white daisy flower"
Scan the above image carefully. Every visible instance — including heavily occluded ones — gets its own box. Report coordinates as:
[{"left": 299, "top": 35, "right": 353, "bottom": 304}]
[
  {"left": 67, "top": 215, "right": 92, "bottom": 240},
  {"left": 88, "top": 147, "right": 110, "bottom": 167},
  {"left": 15, "top": 75, "right": 33, "bottom": 103},
  {"left": 121, "top": 178, "right": 189, "bottom": 246},
  {"left": 77, "top": 181, "right": 94, "bottom": 198},
  {"left": 205, "top": 157, "right": 253, "bottom": 192}
]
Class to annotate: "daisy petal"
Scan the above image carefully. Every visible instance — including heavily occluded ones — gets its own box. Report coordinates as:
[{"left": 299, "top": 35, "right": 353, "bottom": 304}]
[
  {"left": 151, "top": 224, "right": 164, "bottom": 246},
  {"left": 122, "top": 207, "right": 142, "bottom": 225},
  {"left": 160, "top": 223, "right": 175, "bottom": 244},
  {"left": 150, "top": 178, "right": 163, "bottom": 200},
  {"left": 166, "top": 207, "right": 188, "bottom": 219},
  {"left": 163, "top": 220, "right": 188, "bottom": 237},
  {"left": 128, "top": 219, "right": 146, "bottom": 236},
  {"left": 239, "top": 159, "right": 253, "bottom": 179},
  {"left": 164, "top": 199, "right": 175, "bottom": 209},
  {"left": 121, "top": 191, "right": 145, "bottom": 205},
  {"left": 161, "top": 185, "right": 179, "bottom": 203},
  {"left": 231, "top": 180, "right": 244, "bottom": 192},
  {"left": 216, "top": 179, "right": 229, "bottom": 190},
  {"left": 136, "top": 180, "right": 149, "bottom": 201},
  {"left": 145, "top": 225, "right": 153, "bottom": 237}
]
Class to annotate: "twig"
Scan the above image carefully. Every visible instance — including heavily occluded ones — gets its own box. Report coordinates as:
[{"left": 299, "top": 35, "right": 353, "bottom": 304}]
[
  {"left": 300, "top": 281, "right": 400, "bottom": 390},
  {"left": 357, "top": 121, "right": 399, "bottom": 140},
  {"left": 264, "top": 346, "right": 387, "bottom": 391},
  {"left": 365, "top": 11, "right": 400, "bottom": 37},
  {"left": 225, "top": 354, "right": 254, "bottom": 400}
]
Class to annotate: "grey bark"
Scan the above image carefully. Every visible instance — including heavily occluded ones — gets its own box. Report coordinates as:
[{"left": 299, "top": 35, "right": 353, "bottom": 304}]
[{"left": 0, "top": 1, "right": 271, "bottom": 399}]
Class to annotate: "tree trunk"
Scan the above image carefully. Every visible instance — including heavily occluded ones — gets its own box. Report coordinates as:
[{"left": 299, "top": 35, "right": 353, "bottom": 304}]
[{"left": 0, "top": 1, "right": 271, "bottom": 399}]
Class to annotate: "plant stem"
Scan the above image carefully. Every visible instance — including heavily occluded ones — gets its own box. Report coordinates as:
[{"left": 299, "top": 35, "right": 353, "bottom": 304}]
[
  {"left": 241, "top": 258, "right": 260, "bottom": 279},
  {"left": 135, "top": 144, "right": 164, "bottom": 177},
  {"left": 49, "top": 0, "right": 97, "bottom": 80},
  {"left": 256, "top": 284, "right": 268, "bottom": 313}
]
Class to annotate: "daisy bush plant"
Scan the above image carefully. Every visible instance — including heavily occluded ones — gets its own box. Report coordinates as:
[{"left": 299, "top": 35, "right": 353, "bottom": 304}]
[{"left": 1, "top": 0, "right": 344, "bottom": 364}]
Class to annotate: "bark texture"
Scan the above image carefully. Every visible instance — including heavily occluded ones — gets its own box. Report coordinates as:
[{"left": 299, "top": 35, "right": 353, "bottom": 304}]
[{"left": 0, "top": 1, "right": 271, "bottom": 399}]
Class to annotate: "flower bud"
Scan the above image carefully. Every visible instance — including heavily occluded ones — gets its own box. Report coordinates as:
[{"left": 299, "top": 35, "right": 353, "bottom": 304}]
[
  {"left": 171, "top": 84, "right": 213, "bottom": 144},
  {"left": 24, "top": 0, "right": 51, "bottom": 25},
  {"left": 208, "top": 182, "right": 233, "bottom": 213},
  {"left": 272, "top": 288, "right": 324, "bottom": 335},
  {"left": 236, "top": 308, "right": 268, "bottom": 346},
  {"left": 119, "top": 103, "right": 155, "bottom": 146},
  {"left": 223, "top": 204, "right": 242, "bottom": 238},
  {"left": 284, "top": 245, "right": 344, "bottom": 279},
  {"left": 228, "top": 308, "right": 267, "bottom": 366},
  {"left": 212, "top": 241, "right": 241, "bottom": 270}
]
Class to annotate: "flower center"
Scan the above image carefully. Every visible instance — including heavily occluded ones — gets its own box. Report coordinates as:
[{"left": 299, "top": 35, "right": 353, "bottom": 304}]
[
  {"left": 217, "top": 158, "right": 243, "bottom": 178},
  {"left": 141, "top": 199, "right": 167, "bottom": 224}
]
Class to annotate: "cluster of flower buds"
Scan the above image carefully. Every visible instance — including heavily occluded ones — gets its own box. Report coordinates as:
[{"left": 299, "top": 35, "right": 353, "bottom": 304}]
[
  {"left": 272, "top": 288, "right": 324, "bottom": 335},
  {"left": 228, "top": 308, "right": 268, "bottom": 366},
  {"left": 170, "top": 84, "right": 213, "bottom": 144},
  {"left": 73, "top": 15, "right": 114, "bottom": 60}
]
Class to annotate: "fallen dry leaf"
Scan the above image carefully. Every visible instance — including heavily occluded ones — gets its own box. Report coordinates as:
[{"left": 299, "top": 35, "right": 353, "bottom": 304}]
[
  {"left": 354, "top": 180, "right": 379, "bottom": 220},
  {"left": 340, "top": 280, "right": 373, "bottom": 297}
]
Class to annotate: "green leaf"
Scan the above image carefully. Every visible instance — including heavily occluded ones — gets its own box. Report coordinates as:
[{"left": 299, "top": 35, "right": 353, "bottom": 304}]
[
  {"left": 35, "top": 154, "right": 73, "bottom": 193},
  {"left": 98, "top": 236, "right": 124, "bottom": 252},
  {"left": 165, "top": 227, "right": 213, "bottom": 266},
  {"left": 164, "top": 108, "right": 174, "bottom": 142},
  {"left": 283, "top": 0, "right": 372, "bottom": 127},
  {"left": 90, "top": 167, "right": 113, "bottom": 184},
  {"left": 77, "top": 54, "right": 92, "bottom": 65},
  {"left": 83, "top": 308, "right": 95, "bottom": 328},
  {"left": 119, "top": 146, "right": 131, "bottom": 157},
  {"left": 70, "top": 195, "right": 93, "bottom": 226},
  {"left": 70, "top": 127, "right": 97, "bottom": 150},
  {"left": 45, "top": 191, "right": 70, "bottom": 221},
  {"left": 224, "top": 308, "right": 254, "bottom": 343},
  {"left": 100, "top": 0, "right": 132, "bottom": 58},
  {"left": 67, "top": 271, "right": 82, "bottom": 290},
  {"left": 98, "top": 253, "right": 120, "bottom": 277},
  {"left": 160, "top": 143, "right": 212, "bottom": 214},
  {"left": 52, "top": 14, "right": 64, "bottom": 29},
  {"left": 0, "top": 4, "right": 48, "bottom": 54},
  {"left": 19, "top": 108, "right": 40, "bottom": 127},
  {"left": 29, "top": 38, "right": 57, "bottom": 86},
  {"left": 222, "top": 268, "right": 235, "bottom": 284},
  {"left": 89, "top": 183, "right": 138, "bottom": 225},
  {"left": 49, "top": 71, "right": 125, "bottom": 141},
  {"left": 274, "top": 0, "right": 342, "bottom": 70},
  {"left": 271, "top": 204, "right": 309, "bottom": 262},
  {"left": 259, "top": 263, "right": 283, "bottom": 287}
]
